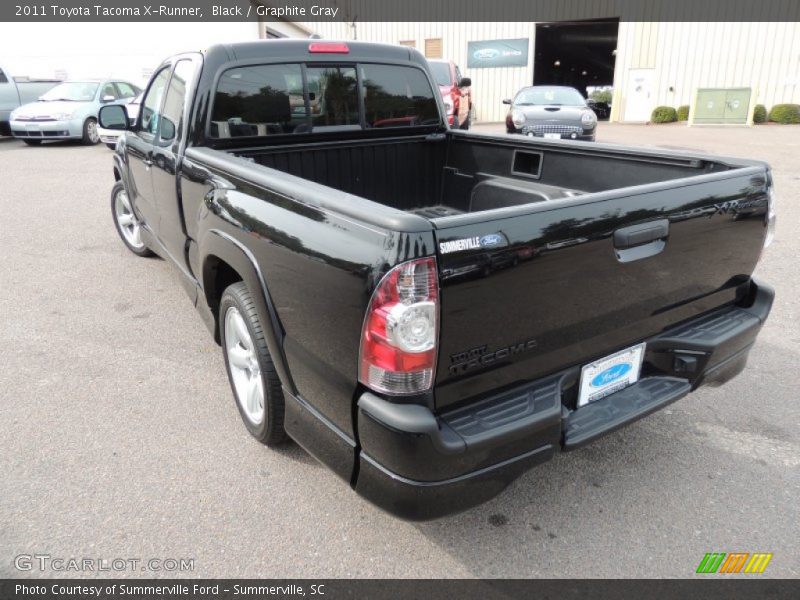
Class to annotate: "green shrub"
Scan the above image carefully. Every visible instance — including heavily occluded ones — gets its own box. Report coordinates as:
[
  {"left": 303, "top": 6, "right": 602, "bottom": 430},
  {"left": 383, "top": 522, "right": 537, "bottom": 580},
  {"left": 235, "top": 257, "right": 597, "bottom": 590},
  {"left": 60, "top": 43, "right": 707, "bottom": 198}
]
[
  {"left": 753, "top": 104, "right": 767, "bottom": 123},
  {"left": 768, "top": 104, "right": 800, "bottom": 124},
  {"left": 589, "top": 89, "right": 613, "bottom": 104},
  {"left": 677, "top": 105, "right": 690, "bottom": 121},
  {"left": 651, "top": 106, "right": 678, "bottom": 123}
]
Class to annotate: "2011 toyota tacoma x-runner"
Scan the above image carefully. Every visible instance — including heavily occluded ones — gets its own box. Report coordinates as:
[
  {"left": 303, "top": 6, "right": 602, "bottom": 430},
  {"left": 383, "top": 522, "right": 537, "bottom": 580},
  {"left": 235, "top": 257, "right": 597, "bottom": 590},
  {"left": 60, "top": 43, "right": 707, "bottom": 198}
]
[{"left": 99, "top": 40, "right": 775, "bottom": 519}]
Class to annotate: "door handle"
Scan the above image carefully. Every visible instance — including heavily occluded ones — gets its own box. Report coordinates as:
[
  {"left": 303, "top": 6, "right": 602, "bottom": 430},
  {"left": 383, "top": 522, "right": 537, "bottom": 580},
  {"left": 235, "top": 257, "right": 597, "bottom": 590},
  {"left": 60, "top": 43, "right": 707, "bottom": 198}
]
[{"left": 613, "top": 219, "right": 669, "bottom": 263}]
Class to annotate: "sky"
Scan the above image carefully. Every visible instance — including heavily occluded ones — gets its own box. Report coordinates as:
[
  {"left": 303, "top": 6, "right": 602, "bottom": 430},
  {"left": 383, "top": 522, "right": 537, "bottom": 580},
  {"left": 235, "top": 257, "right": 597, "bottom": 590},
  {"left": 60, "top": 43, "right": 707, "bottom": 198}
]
[{"left": 0, "top": 22, "right": 260, "bottom": 85}]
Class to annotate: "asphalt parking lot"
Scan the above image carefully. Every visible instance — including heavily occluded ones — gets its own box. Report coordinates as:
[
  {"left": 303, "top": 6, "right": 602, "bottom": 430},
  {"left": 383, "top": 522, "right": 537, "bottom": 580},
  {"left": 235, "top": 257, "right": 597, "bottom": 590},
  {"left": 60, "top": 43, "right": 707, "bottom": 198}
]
[{"left": 1, "top": 123, "right": 798, "bottom": 579}]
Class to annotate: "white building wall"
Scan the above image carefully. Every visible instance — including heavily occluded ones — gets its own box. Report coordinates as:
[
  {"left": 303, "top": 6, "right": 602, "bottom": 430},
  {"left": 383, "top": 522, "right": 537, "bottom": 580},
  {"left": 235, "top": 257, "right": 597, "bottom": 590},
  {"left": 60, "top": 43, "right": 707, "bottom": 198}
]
[
  {"left": 313, "top": 19, "right": 800, "bottom": 123},
  {"left": 612, "top": 21, "right": 800, "bottom": 121}
]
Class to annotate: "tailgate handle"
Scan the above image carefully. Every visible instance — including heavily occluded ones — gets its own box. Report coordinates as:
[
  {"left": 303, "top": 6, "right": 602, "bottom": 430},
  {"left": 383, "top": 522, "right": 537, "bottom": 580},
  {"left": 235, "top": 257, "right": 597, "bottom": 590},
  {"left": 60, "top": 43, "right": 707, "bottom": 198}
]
[
  {"left": 614, "top": 219, "right": 669, "bottom": 249},
  {"left": 613, "top": 219, "right": 669, "bottom": 263}
]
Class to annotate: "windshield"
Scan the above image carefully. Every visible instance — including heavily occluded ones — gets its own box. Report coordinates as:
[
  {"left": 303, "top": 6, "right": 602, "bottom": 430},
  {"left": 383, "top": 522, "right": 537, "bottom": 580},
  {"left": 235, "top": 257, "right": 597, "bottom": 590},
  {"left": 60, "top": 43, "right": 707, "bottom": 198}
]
[
  {"left": 40, "top": 82, "right": 99, "bottom": 102},
  {"left": 428, "top": 62, "right": 451, "bottom": 87},
  {"left": 515, "top": 87, "right": 586, "bottom": 107}
]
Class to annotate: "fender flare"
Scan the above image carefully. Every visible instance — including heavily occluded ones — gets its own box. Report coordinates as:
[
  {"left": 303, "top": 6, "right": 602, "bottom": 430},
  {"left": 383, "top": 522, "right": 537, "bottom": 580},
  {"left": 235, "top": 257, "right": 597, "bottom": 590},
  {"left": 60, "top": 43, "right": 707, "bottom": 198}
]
[
  {"left": 112, "top": 152, "right": 128, "bottom": 189},
  {"left": 200, "top": 228, "right": 297, "bottom": 396}
]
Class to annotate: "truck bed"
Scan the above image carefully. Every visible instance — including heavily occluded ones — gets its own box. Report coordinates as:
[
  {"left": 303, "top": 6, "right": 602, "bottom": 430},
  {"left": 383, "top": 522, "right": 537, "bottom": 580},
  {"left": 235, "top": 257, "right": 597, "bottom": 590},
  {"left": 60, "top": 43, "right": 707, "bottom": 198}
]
[
  {"left": 231, "top": 130, "right": 740, "bottom": 220},
  {"left": 220, "top": 130, "right": 769, "bottom": 413}
]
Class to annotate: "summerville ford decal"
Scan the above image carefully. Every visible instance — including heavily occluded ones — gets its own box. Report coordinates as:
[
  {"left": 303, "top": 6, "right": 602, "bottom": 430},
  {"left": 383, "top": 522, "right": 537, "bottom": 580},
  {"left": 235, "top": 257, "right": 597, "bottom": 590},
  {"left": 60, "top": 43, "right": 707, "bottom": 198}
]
[{"left": 439, "top": 234, "right": 507, "bottom": 254}]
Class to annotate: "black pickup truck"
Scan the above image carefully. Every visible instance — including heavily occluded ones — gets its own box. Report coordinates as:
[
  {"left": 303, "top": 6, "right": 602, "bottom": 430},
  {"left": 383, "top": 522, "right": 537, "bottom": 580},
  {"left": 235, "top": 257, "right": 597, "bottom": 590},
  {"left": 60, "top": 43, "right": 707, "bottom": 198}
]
[{"left": 99, "top": 40, "right": 775, "bottom": 519}]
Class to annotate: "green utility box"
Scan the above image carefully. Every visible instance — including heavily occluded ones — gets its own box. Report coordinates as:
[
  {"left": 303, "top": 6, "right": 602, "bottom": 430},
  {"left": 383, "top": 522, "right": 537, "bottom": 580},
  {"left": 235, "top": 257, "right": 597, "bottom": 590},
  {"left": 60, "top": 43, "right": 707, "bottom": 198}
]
[{"left": 692, "top": 88, "right": 753, "bottom": 125}]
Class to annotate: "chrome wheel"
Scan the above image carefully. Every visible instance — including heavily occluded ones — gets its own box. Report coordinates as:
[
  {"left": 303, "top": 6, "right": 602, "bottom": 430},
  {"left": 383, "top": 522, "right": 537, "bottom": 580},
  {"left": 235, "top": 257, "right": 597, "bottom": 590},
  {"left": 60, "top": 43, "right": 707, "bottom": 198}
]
[
  {"left": 224, "top": 306, "right": 265, "bottom": 426},
  {"left": 87, "top": 119, "right": 99, "bottom": 143},
  {"left": 113, "top": 188, "right": 144, "bottom": 249}
]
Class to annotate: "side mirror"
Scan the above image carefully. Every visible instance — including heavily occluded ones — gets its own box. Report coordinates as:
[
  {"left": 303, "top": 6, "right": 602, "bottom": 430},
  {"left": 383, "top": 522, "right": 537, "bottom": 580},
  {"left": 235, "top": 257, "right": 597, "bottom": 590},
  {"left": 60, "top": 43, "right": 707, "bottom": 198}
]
[
  {"left": 160, "top": 116, "right": 176, "bottom": 141},
  {"left": 502, "top": 98, "right": 512, "bottom": 105},
  {"left": 459, "top": 77, "right": 472, "bottom": 88},
  {"left": 98, "top": 104, "right": 130, "bottom": 130}
]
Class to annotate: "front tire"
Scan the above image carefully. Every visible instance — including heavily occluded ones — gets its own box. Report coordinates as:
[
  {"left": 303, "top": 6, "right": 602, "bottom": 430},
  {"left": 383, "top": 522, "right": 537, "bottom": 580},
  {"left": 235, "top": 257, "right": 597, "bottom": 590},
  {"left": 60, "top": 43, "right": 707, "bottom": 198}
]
[
  {"left": 220, "top": 282, "right": 287, "bottom": 446},
  {"left": 82, "top": 117, "right": 99, "bottom": 145},
  {"left": 111, "top": 181, "right": 153, "bottom": 256},
  {"left": 23, "top": 139, "right": 42, "bottom": 146}
]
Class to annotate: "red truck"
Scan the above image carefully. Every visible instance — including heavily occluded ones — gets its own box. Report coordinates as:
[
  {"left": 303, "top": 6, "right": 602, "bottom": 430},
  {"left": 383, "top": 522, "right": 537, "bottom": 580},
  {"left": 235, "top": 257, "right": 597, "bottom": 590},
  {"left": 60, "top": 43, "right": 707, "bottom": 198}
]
[{"left": 427, "top": 59, "right": 472, "bottom": 129}]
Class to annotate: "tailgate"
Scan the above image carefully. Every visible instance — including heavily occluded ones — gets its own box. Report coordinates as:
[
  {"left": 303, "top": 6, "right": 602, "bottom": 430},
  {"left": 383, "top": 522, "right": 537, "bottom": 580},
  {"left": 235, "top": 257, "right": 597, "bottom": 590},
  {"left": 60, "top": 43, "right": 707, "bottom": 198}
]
[{"left": 433, "top": 170, "right": 769, "bottom": 411}]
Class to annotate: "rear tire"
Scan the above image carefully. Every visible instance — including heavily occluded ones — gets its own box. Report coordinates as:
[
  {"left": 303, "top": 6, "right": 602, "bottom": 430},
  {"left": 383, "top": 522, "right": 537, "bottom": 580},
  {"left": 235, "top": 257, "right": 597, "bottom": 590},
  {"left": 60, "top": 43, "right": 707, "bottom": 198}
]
[
  {"left": 23, "top": 139, "right": 41, "bottom": 146},
  {"left": 111, "top": 181, "right": 153, "bottom": 257},
  {"left": 82, "top": 117, "right": 99, "bottom": 145},
  {"left": 220, "top": 282, "right": 287, "bottom": 446}
]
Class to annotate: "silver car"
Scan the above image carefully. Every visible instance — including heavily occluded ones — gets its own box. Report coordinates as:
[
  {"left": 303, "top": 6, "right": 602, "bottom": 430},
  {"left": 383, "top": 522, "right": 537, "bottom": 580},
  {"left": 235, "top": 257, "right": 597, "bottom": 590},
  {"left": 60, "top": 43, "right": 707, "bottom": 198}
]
[
  {"left": 504, "top": 86, "right": 597, "bottom": 141},
  {"left": 9, "top": 79, "right": 141, "bottom": 146}
]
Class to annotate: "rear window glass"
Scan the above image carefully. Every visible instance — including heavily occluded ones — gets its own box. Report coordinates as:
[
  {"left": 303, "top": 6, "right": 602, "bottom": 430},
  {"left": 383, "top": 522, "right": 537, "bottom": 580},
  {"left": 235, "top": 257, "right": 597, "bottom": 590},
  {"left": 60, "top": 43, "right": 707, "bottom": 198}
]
[
  {"left": 210, "top": 62, "right": 440, "bottom": 138},
  {"left": 361, "top": 64, "right": 440, "bottom": 128},
  {"left": 211, "top": 64, "right": 305, "bottom": 138}
]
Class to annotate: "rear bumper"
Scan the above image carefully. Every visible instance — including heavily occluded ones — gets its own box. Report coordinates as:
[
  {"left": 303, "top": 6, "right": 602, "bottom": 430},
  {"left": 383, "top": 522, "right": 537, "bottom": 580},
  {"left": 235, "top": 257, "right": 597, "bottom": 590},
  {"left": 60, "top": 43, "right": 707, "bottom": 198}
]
[
  {"left": 354, "top": 278, "right": 774, "bottom": 520},
  {"left": 98, "top": 128, "right": 121, "bottom": 145}
]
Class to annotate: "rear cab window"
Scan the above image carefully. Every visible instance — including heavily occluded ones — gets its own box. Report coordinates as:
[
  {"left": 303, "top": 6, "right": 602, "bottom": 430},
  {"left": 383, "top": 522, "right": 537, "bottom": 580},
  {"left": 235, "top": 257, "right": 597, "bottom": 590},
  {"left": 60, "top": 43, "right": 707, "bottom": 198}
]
[{"left": 209, "top": 61, "right": 440, "bottom": 139}]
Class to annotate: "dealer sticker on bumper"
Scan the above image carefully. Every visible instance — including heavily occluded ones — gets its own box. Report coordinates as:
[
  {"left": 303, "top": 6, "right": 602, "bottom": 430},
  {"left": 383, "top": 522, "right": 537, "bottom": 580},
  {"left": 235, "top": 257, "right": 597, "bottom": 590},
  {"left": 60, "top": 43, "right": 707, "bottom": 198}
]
[{"left": 578, "top": 343, "right": 646, "bottom": 407}]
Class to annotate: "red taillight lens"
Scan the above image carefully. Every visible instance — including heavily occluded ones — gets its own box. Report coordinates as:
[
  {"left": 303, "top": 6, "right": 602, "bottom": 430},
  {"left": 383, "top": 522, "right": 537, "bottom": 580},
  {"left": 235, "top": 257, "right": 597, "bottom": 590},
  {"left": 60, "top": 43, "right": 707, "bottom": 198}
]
[
  {"left": 450, "top": 86, "right": 459, "bottom": 110},
  {"left": 359, "top": 258, "right": 439, "bottom": 395},
  {"left": 308, "top": 42, "right": 349, "bottom": 54}
]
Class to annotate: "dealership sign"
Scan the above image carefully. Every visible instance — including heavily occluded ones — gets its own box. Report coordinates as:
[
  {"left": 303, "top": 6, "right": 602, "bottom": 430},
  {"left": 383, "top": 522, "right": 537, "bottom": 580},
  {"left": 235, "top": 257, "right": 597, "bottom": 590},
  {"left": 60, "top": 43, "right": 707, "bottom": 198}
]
[{"left": 467, "top": 39, "right": 529, "bottom": 68}]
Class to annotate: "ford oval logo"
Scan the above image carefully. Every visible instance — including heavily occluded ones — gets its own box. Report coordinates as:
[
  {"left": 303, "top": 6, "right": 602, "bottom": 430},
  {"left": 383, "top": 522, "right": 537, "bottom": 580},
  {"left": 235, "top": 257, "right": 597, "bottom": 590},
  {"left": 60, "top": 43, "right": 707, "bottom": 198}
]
[
  {"left": 480, "top": 234, "right": 503, "bottom": 247},
  {"left": 474, "top": 48, "right": 500, "bottom": 60},
  {"left": 590, "top": 363, "right": 632, "bottom": 388}
]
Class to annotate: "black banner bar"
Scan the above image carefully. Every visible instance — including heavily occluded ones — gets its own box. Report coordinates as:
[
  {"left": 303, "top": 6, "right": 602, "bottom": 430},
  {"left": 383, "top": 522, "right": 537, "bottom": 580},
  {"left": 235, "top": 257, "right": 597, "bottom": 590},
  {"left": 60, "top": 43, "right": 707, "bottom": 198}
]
[
  {"left": 1, "top": 0, "right": 800, "bottom": 22},
  {"left": 3, "top": 579, "right": 800, "bottom": 600}
]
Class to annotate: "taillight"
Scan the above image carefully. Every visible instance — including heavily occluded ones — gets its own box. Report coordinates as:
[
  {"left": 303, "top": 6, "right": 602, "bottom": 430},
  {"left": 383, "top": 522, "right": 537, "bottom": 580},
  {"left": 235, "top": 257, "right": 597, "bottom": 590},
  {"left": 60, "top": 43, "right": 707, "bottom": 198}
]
[
  {"left": 450, "top": 86, "right": 459, "bottom": 112},
  {"left": 308, "top": 42, "right": 349, "bottom": 54},
  {"left": 359, "top": 258, "right": 439, "bottom": 395}
]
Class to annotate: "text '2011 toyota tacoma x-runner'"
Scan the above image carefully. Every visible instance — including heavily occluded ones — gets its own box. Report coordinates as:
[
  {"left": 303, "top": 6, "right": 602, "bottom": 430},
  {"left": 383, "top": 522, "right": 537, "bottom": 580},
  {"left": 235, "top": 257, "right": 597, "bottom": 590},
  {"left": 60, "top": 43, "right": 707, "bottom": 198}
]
[{"left": 99, "top": 40, "right": 775, "bottom": 520}]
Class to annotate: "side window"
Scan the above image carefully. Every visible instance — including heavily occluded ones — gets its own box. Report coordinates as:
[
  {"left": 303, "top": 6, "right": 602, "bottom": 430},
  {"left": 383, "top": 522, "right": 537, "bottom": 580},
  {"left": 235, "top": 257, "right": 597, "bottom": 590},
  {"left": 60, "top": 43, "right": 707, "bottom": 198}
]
[
  {"left": 115, "top": 82, "right": 136, "bottom": 99},
  {"left": 211, "top": 64, "right": 303, "bottom": 138},
  {"left": 305, "top": 66, "right": 359, "bottom": 128},
  {"left": 0, "top": 69, "right": 8, "bottom": 84},
  {"left": 361, "top": 64, "right": 440, "bottom": 128},
  {"left": 139, "top": 67, "right": 171, "bottom": 138},
  {"left": 100, "top": 82, "right": 118, "bottom": 101},
  {"left": 158, "top": 60, "right": 195, "bottom": 145},
  {"left": 455, "top": 65, "right": 463, "bottom": 85}
]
